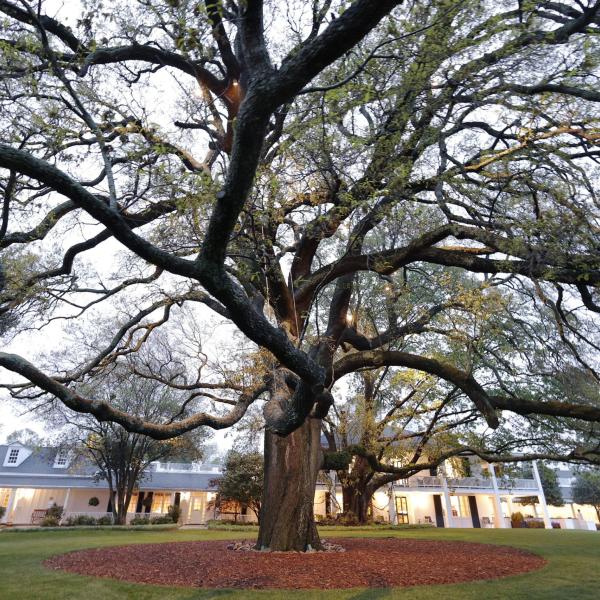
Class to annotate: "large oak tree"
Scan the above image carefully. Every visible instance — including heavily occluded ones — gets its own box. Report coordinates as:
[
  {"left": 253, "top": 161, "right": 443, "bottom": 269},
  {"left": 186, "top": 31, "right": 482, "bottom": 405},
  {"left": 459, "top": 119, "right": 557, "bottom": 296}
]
[{"left": 1, "top": 0, "right": 599, "bottom": 550}]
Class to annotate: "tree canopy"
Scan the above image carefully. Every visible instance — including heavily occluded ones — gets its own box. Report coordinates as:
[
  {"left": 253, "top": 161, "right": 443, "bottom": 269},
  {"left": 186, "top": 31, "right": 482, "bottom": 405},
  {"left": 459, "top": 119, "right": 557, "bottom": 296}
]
[
  {"left": 0, "top": 0, "right": 599, "bottom": 550},
  {"left": 572, "top": 469, "right": 600, "bottom": 519},
  {"left": 210, "top": 449, "right": 263, "bottom": 520},
  {"left": 59, "top": 362, "right": 207, "bottom": 524}
]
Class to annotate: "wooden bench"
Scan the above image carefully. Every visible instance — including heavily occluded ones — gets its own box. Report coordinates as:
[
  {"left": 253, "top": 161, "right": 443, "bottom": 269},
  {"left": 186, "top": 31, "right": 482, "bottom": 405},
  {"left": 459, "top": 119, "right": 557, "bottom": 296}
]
[{"left": 30, "top": 509, "right": 48, "bottom": 525}]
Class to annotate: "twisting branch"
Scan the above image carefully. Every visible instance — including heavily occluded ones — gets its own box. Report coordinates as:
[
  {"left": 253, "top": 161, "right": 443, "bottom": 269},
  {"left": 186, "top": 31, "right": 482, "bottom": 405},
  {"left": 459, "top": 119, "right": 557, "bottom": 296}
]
[{"left": 0, "top": 352, "right": 266, "bottom": 439}]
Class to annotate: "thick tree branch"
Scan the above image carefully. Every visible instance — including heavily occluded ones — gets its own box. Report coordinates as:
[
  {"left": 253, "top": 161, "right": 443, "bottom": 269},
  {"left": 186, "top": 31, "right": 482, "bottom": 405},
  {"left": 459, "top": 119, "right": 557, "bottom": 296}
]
[{"left": 0, "top": 352, "right": 265, "bottom": 439}]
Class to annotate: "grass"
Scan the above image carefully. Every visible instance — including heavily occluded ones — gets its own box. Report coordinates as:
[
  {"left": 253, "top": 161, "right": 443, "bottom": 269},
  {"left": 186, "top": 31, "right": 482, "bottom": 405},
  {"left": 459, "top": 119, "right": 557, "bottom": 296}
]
[{"left": 1, "top": 526, "right": 599, "bottom": 599}]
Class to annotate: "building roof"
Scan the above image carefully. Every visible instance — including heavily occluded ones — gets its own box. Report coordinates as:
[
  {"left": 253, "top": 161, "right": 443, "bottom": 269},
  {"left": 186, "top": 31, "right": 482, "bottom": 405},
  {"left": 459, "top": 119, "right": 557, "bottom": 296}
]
[{"left": 0, "top": 444, "right": 221, "bottom": 491}]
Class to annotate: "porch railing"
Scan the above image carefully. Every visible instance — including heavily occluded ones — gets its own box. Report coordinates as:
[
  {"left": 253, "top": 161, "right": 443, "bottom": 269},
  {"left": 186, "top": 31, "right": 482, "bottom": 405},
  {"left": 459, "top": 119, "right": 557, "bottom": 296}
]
[
  {"left": 449, "top": 516, "right": 472, "bottom": 527},
  {"left": 498, "top": 477, "right": 538, "bottom": 490},
  {"left": 61, "top": 511, "right": 173, "bottom": 524},
  {"left": 403, "top": 475, "right": 538, "bottom": 491},
  {"left": 61, "top": 511, "right": 114, "bottom": 524},
  {"left": 447, "top": 477, "right": 493, "bottom": 489},
  {"left": 151, "top": 461, "right": 221, "bottom": 473},
  {"left": 414, "top": 476, "right": 442, "bottom": 487},
  {"left": 216, "top": 512, "right": 258, "bottom": 523}
]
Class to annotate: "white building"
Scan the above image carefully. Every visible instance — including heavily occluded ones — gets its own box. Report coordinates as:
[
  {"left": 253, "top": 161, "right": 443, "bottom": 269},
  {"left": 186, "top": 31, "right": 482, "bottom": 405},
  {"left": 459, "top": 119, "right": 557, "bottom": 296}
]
[
  {"left": 0, "top": 443, "right": 597, "bottom": 530},
  {"left": 0, "top": 443, "right": 222, "bottom": 525}
]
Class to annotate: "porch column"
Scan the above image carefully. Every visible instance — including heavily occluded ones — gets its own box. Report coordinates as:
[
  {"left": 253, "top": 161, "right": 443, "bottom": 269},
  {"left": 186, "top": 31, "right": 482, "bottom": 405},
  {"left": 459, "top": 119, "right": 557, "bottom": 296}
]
[
  {"left": 388, "top": 485, "right": 397, "bottom": 525},
  {"left": 489, "top": 464, "right": 507, "bottom": 528},
  {"left": 531, "top": 461, "right": 552, "bottom": 529},
  {"left": 2, "top": 488, "right": 16, "bottom": 523},
  {"left": 506, "top": 495, "right": 514, "bottom": 517},
  {"left": 440, "top": 472, "right": 454, "bottom": 528},
  {"left": 62, "top": 488, "right": 71, "bottom": 523}
]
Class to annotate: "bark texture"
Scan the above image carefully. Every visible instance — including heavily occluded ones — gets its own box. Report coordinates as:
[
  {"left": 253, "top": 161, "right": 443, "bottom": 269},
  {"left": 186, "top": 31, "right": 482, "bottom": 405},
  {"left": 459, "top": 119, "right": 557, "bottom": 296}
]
[
  {"left": 344, "top": 487, "right": 374, "bottom": 524},
  {"left": 340, "top": 455, "right": 375, "bottom": 524},
  {"left": 257, "top": 417, "right": 323, "bottom": 551}
]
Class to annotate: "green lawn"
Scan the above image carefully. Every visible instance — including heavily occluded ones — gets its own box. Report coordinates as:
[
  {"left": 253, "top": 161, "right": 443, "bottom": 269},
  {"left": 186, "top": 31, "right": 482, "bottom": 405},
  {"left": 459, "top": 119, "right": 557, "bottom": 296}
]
[{"left": 1, "top": 527, "right": 598, "bottom": 600}]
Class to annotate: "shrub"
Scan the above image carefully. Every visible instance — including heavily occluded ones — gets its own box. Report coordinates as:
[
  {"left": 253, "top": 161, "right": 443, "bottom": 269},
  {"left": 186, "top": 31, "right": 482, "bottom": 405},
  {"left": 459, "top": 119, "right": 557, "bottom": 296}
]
[
  {"left": 0, "top": 506, "right": 5, "bottom": 520},
  {"left": 88, "top": 497, "right": 100, "bottom": 507},
  {"left": 150, "top": 515, "right": 174, "bottom": 525},
  {"left": 40, "top": 516, "right": 60, "bottom": 527},
  {"left": 130, "top": 516, "right": 150, "bottom": 525},
  {"left": 552, "top": 521, "right": 561, "bottom": 529},
  {"left": 527, "top": 520, "right": 545, "bottom": 529},
  {"left": 46, "top": 503, "right": 64, "bottom": 520},
  {"left": 96, "top": 515, "right": 113, "bottom": 526},
  {"left": 64, "top": 515, "right": 97, "bottom": 526},
  {"left": 315, "top": 513, "right": 365, "bottom": 526},
  {"left": 337, "top": 513, "right": 362, "bottom": 526},
  {"left": 167, "top": 504, "right": 181, "bottom": 523},
  {"left": 511, "top": 511, "right": 525, "bottom": 528}
]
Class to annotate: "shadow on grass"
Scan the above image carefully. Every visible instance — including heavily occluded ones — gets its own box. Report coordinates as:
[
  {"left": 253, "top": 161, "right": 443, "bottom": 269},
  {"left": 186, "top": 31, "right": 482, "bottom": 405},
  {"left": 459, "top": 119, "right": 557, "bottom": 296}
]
[{"left": 348, "top": 588, "right": 394, "bottom": 600}]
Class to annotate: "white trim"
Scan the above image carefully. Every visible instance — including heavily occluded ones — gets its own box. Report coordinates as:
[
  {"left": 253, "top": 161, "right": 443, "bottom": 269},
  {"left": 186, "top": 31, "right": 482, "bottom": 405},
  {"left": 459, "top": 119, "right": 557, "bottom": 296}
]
[
  {"left": 2, "top": 444, "right": 32, "bottom": 468},
  {"left": 532, "top": 461, "right": 552, "bottom": 529},
  {"left": 489, "top": 464, "right": 508, "bottom": 528},
  {"left": 1, "top": 488, "right": 16, "bottom": 523},
  {"left": 440, "top": 471, "right": 455, "bottom": 528}
]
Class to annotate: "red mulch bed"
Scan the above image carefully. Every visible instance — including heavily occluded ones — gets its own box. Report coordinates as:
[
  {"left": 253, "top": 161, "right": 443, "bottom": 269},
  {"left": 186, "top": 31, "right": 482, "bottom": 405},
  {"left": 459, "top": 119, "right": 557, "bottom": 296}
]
[{"left": 44, "top": 538, "right": 546, "bottom": 590}]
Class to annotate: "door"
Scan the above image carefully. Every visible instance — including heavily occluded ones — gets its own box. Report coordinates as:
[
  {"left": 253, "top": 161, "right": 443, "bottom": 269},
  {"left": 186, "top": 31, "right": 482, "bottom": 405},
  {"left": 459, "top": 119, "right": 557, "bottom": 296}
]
[
  {"left": 468, "top": 495, "right": 481, "bottom": 528},
  {"left": 189, "top": 493, "right": 206, "bottom": 523},
  {"left": 395, "top": 496, "right": 409, "bottom": 524},
  {"left": 433, "top": 495, "right": 445, "bottom": 527}
]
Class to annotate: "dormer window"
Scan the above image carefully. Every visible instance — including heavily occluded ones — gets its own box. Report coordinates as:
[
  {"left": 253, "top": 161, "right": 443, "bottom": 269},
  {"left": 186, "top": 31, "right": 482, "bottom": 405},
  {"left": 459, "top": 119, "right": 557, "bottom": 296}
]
[
  {"left": 53, "top": 449, "right": 70, "bottom": 468},
  {"left": 3, "top": 444, "right": 32, "bottom": 467},
  {"left": 7, "top": 448, "right": 19, "bottom": 464}
]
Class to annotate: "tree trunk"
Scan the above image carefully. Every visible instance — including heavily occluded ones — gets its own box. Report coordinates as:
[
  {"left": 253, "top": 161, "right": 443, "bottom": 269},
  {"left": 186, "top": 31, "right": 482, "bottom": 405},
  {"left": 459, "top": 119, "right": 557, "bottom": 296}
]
[
  {"left": 116, "top": 497, "right": 128, "bottom": 525},
  {"left": 256, "top": 417, "right": 323, "bottom": 551},
  {"left": 340, "top": 456, "right": 373, "bottom": 524},
  {"left": 344, "top": 484, "right": 373, "bottom": 523}
]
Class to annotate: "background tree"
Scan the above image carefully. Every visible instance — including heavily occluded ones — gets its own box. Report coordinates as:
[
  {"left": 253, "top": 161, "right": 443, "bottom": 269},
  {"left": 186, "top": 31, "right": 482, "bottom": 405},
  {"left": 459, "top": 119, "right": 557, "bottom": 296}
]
[
  {"left": 572, "top": 470, "right": 600, "bottom": 521},
  {"left": 210, "top": 449, "right": 263, "bottom": 522},
  {"left": 5, "top": 428, "right": 43, "bottom": 447},
  {"left": 322, "top": 369, "right": 471, "bottom": 523},
  {"left": 62, "top": 366, "right": 207, "bottom": 525},
  {"left": 0, "top": 0, "right": 600, "bottom": 551}
]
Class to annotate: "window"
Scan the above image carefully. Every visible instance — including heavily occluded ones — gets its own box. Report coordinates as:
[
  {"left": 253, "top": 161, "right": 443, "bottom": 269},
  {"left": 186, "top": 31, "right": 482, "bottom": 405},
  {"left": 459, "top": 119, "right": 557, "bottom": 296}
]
[
  {"left": 53, "top": 449, "right": 69, "bottom": 468},
  {"left": 395, "top": 496, "right": 409, "bottom": 524},
  {"left": 7, "top": 449, "right": 19, "bottom": 464},
  {"left": 450, "top": 495, "right": 471, "bottom": 518},
  {"left": 151, "top": 492, "right": 169, "bottom": 513},
  {"left": 3, "top": 445, "right": 31, "bottom": 467}
]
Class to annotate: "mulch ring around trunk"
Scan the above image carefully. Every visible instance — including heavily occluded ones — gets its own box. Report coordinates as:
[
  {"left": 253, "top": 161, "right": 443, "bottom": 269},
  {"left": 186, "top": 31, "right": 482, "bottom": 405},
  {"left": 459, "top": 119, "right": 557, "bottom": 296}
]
[{"left": 44, "top": 538, "right": 546, "bottom": 590}]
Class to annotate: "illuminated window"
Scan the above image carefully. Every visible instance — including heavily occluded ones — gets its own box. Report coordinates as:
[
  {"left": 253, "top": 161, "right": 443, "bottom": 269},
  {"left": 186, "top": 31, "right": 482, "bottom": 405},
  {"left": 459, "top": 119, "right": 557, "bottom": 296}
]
[
  {"left": 395, "top": 496, "right": 409, "bottom": 524},
  {"left": 450, "top": 495, "right": 471, "bottom": 518},
  {"left": 151, "top": 492, "right": 170, "bottom": 513}
]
